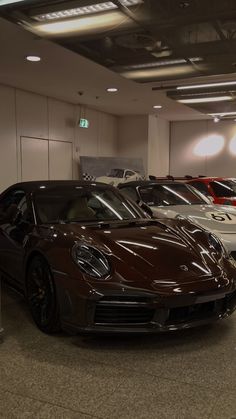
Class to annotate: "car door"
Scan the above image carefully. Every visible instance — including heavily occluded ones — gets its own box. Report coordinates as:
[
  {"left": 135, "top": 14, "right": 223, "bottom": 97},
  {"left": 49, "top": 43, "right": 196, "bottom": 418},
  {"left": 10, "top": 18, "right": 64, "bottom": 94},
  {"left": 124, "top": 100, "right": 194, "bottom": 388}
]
[{"left": 0, "top": 188, "right": 33, "bottom": 286}]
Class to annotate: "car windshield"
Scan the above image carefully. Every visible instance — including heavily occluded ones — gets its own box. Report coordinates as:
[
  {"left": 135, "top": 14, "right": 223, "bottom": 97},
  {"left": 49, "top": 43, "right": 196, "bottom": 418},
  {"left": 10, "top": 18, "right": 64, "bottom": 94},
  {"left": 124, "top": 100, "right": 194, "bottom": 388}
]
[
  {"left": 138, "top": 183, "right": 206, "bottom": 206},
  {"left": 210, "top": 180, "right": 236, "bottom": 197},
  {"left": 108, "top": 169, "right": 124, "bottom": 178},
  {"left": 34, "top": 185, "right": 143, "bottom": 224}
]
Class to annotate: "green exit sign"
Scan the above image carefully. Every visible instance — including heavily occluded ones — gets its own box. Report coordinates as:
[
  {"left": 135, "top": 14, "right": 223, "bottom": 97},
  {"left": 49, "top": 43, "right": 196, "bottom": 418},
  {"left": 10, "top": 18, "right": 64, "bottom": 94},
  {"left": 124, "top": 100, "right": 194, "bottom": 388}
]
[{"left": 79, "top": 118, "right": 89, "bottom": 128}]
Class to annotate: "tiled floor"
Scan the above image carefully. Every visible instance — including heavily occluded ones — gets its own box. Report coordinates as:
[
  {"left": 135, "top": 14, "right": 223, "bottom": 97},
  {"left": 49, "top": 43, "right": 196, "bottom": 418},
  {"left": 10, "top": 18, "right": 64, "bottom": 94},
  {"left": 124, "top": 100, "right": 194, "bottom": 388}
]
[{"left": 0, "top": 284, "right": 236, "bottom": 419}]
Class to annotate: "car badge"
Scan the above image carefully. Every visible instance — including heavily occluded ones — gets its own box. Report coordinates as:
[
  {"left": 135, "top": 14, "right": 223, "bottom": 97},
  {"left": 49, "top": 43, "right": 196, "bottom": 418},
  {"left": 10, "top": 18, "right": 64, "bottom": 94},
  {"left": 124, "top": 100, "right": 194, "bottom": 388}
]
[{"left": 180, "top": 265, "right": 189, "bottom": 272}]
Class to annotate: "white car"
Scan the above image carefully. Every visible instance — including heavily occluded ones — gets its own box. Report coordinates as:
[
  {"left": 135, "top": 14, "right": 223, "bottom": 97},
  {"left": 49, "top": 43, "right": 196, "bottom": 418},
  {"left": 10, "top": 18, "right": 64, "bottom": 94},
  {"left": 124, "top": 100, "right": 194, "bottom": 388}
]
[
  {"left": 96, "top": 168, "right": 143, "bottom": 187},
  {"left": 118, "top": 180, "right": 236, "bottom": 257}
]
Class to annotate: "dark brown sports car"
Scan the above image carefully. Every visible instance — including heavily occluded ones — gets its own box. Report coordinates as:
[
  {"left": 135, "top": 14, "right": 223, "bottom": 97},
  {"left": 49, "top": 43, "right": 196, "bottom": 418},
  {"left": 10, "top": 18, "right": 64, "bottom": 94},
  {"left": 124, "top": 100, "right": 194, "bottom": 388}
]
[{"left": 0, "top": 181, "right": 236, "bottom": 334}]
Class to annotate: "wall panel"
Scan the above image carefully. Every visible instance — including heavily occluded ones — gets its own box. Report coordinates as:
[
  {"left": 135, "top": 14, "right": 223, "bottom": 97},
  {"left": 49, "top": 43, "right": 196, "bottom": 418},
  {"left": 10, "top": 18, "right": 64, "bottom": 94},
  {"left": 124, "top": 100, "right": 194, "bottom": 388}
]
[
  {"left": 117, "top": 115, "right": 148, "bottom": 171},
  {"left": 0, "top": 85, "right": 17, "bottom": 191},
  {"left": 49, "top": 140, "right": 73, "bottom": 180},
  {"left": 48, "top": 99, "right": 75, "bottom": 142},
  {"left": 16, "top": 90, "right": 48, "bottom": 139},
  {"left": 170, "top": 120, "right": 236, "bottom": 177},
  {"left": 21, "top": 137, "right": 48, "bottom": 181},
  {"left": 0, "top": 84, "right": 118, "bottom": 191}
]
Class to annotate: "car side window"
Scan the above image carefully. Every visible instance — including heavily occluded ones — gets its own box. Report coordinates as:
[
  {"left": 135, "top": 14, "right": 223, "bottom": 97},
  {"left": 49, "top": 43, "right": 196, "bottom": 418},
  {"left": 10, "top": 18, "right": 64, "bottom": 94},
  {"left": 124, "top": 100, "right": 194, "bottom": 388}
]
[
  {"left": 0, "top": 189, "right": 25, "bottom": 224},
  {"left": 120, "top": 187, "right": 138, "bottom": 202},
  {"left": 125, "top": 170, "right": 134, "bottom": 178},
  {"left": 190, "top": 182, "right": 209, "bottom": 196},
  {"left": 18, "top": 196, "right": 33, "bottom": 223}
]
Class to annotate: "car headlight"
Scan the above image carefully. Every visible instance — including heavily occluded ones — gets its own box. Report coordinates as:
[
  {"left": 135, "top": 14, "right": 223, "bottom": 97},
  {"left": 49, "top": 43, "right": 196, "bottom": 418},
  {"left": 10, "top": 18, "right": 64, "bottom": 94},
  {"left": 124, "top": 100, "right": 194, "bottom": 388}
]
[
  {"left": 72, "top": 243, "right": 111, "bottom": 279},
  {"left": 208, "top": 233, "right": 228, "bottom": 257}
]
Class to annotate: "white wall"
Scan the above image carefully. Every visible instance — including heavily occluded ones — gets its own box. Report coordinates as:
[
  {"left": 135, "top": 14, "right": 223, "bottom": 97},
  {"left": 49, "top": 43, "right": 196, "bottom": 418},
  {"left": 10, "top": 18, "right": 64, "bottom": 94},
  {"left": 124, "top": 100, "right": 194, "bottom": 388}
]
[
  {"left": 170, "top": 120, "right": 236, "bottom": 177},
  {"left": 117, "top": 115, "right": 149, "bottom": 171},
  {"left": 0, "top": 84, "right": 118, "bottom": 192},
  {"left": 76, "top": 107, "right": 118, "bottom": 158},
  {"left": 148, "top": 116, "right": 170, "bottom": 177}
]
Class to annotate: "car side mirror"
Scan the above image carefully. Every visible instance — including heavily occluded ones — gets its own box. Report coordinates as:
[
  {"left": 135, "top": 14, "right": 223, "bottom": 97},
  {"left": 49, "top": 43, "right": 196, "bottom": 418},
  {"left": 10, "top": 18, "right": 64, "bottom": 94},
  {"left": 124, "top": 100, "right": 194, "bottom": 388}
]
[{"left": 138, "top": 201, "right": 154, "bottom": 218}]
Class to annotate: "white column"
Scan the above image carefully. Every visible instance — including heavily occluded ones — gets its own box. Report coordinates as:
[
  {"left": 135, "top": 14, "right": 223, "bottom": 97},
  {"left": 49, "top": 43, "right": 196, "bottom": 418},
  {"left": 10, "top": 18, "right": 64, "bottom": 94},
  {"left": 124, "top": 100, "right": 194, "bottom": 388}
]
[{"left": 148, "top": 115, "right": 170, "bottom": 177}]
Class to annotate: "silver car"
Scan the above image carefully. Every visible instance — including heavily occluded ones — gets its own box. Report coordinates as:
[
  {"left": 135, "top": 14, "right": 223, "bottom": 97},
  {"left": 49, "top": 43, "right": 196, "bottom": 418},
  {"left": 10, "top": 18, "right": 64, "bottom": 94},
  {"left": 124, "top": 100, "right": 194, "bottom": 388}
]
[{"left": 118, "top": 181, "right": 236, "bottom": 258}]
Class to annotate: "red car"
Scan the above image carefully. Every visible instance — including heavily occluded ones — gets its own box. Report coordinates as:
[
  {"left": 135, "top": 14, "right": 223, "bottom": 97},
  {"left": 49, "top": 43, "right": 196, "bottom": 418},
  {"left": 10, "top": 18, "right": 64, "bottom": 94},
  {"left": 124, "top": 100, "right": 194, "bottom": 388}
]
[{"left": 187, "top": 177, "right": 236, "bottom": 206}]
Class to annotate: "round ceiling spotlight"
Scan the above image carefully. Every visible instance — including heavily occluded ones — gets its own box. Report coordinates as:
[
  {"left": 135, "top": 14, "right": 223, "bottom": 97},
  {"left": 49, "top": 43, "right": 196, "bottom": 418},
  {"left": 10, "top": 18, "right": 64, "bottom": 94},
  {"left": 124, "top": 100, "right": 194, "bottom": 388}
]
[
  {"left": 26, "top": 55, "right": 41, "bottom": 62},
  {"left": 106, "top": 87, "right": 118, "bottom": 92},
  {"left": 153, "top": 105, "right": 162, "bottom": 109},
  {"left": 214, "top": 117, "right": 220, "bottom": 123}
]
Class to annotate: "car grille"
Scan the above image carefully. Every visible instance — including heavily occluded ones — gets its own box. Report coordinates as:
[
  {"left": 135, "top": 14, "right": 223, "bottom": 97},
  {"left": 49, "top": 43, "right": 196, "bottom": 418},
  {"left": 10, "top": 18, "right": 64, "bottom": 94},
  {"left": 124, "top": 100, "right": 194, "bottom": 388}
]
[
  {"left": 167, "top": 300, "right": 218, "bottom": 324},
  {"left": 94, "top": 297, "right": 155, "bottom": 325},
  {"left": 93, "top": 291, "right": 236, "bottom": 327}
]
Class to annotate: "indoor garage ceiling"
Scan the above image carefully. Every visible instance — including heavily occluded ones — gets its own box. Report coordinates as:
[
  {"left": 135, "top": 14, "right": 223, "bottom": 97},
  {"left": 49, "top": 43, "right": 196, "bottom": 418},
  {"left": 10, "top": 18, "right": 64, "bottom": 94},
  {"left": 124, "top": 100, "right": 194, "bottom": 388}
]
[{"left": 1, "top": 0, "right": 236, "bottom": 118}]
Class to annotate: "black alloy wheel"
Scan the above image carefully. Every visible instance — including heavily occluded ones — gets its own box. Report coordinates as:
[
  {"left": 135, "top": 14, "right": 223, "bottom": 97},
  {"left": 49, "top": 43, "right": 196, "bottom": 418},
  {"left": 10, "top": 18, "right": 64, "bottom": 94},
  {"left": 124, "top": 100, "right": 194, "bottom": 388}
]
[{"left": 26, "top": 256, "right": 61, "bottom": 334}]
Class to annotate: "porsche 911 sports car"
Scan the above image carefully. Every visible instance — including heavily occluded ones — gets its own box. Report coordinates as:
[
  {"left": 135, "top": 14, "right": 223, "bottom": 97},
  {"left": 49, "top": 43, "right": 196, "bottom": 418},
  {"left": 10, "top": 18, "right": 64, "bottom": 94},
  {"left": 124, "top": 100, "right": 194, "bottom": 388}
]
[
  {"left": 187, "top": 177, "right": 236, "bottom": 206},
  {"left": 96, "top": 168, "right": 142, "bottom": 187},
  {"left": 0, "top": 181, "right": 236, "bottom": 335},
  {"left": 118, "top": 180, "right": 236, "bottom": 258}
]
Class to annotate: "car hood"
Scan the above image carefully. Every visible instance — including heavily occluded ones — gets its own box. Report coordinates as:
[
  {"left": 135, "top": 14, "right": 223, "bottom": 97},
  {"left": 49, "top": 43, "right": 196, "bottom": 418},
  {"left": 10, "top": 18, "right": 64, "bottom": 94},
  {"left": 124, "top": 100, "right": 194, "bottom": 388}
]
[
  {"left": 151, "top": 204, "right": 236, "bottom": 234},
  {"left": 53, "top": 220, "right": 227, "bottom": 292}
]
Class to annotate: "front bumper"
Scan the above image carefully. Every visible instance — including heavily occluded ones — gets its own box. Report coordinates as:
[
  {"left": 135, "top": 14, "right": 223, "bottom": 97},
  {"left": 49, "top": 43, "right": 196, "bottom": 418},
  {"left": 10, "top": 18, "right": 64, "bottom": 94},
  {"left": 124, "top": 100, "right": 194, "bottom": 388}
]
[{"left": 56, "top": 274, "right": 236, "bottom": 334}]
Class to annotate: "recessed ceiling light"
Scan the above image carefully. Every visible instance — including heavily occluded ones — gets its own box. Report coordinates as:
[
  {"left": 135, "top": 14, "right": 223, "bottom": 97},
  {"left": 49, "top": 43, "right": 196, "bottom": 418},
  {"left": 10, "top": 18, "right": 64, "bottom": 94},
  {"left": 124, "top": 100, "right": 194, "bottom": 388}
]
[
  {"left": 177, "top": 81, "right": 236, "bottom": 90},
  {"left": 0, "top": 0, "right": 24, "bottom": 6},
  {"left": 209, "top": 112, "right": 236, "bottom": 116},
  {"left": 26, "top": 55, "right": 41, "bottom": 62},
  {"left": 106, "top": 87, "right": 118, "bottom": 92},
  {"left": 34, "top": 0, "right": 143, "bottom": 21},
  {"left": 178, "top": 96, "right": 232, "bottom": 104},
  {"left": 153, "top": 105, "right": 162, "bottom": 109}
]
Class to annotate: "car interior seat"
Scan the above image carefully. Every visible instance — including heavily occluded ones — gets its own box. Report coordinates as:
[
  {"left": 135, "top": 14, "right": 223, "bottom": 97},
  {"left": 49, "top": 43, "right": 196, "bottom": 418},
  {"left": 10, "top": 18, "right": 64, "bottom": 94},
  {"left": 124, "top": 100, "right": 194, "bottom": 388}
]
[{"left": 66, "top": 197, "right": 96, "bottom": 221}]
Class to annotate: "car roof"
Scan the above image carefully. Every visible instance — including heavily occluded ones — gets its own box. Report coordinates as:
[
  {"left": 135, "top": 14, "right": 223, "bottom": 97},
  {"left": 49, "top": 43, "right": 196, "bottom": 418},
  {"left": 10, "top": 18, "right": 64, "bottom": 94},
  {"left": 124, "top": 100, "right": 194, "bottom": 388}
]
[
  {"left": 118, "top": 180, "right": 186, "bottom": 188},
  {"left": 188, "top": 177, "right": 225, "bottom": 182},
  {"left": 3, "top": 180, "right": 114, "bottom": 194}
]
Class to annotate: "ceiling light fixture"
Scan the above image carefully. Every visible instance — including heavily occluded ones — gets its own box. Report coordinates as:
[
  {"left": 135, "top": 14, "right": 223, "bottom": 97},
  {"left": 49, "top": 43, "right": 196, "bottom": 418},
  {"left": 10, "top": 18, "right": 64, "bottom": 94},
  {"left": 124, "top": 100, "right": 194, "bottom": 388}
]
[
  {"left": 214, "top": 117, "right": 220, "bottom": 123},
  {"left": 34, "top": 11, "right": 132, "bottom": 36},
  {"left": 0, "top": 0, "right": 24, "bottom": 5},
  {"left": 34, "top": 0, "right": 142, "bottom": 21},
  {"left": 153, "top": 105, "right": 162, "bottom": 109},
  {"left": 26, "top": 55, "right": 41, "bottom": 62},
  {"left": 209, "top": 112, "right": 236, "bottom": 116},
  {"left": 106, "top": 87, "right": 118, "bottom": 92},
  {"left": 123, "top": 57, "right": 202, "bottom": 70},
  {"left": 178, "top": 96, "right": 232, "bottom": 104},
  {"left": 177, "top": 80, "right": 236, "bottom": 90}
]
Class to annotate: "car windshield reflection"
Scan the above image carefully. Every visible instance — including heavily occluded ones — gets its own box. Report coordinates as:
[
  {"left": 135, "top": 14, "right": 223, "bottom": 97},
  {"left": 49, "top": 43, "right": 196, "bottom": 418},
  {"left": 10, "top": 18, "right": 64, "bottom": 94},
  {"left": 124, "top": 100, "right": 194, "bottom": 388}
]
[
  {"left": 34, "top": 186, "right": 143, "bottom": 224},
  {"left": 139, "top": 184, "right": 206, "bottom": 207}
]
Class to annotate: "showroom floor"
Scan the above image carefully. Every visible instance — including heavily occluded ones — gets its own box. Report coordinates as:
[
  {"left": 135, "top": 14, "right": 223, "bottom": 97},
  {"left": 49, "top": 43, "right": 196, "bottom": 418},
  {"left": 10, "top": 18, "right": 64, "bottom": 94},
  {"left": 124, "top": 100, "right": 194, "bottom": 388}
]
[{"left": 0, "top": 284, "right": 236, "bottom": 419}]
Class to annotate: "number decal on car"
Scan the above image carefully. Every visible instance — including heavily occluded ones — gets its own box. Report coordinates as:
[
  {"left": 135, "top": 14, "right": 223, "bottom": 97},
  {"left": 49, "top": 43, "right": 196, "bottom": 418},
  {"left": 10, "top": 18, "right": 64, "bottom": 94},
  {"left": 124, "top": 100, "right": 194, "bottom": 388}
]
[{"left": 206, "top": 212, "right": 236, "bottom": 223}]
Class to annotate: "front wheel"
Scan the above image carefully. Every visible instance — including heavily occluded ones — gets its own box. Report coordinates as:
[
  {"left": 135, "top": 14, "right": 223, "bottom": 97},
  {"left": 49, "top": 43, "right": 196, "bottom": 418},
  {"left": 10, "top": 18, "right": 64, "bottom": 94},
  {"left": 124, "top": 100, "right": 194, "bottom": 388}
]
[{"left": 26, "top": 256, "right": 61, "bottom": 334}]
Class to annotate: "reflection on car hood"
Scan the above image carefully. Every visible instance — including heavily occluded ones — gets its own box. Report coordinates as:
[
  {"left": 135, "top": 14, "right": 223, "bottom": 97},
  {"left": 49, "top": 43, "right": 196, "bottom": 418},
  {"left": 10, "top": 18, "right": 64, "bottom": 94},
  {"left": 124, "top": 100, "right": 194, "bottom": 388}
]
[
  {"left": 54, "top": 220, "right": 225, "bottom": 289},
  {"left": 151, "top": 204, "right": 236, "bottom": 234}
]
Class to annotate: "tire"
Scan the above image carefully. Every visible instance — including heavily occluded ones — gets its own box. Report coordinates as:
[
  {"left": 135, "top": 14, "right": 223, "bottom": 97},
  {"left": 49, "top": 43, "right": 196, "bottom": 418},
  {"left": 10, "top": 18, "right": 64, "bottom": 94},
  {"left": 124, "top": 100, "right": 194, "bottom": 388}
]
[{"left": 26, "top": 256, "right": 61, "bottom": 334}]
